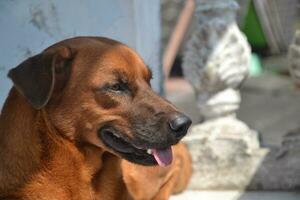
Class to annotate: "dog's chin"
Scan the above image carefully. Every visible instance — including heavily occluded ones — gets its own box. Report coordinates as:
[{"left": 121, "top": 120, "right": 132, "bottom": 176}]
[{"left": 98, "top": 128, "right": 158, "bottom": 166}]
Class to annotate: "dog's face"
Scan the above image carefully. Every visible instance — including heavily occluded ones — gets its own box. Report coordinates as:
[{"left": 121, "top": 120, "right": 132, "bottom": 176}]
[{"left": 8, "top": 37, "right": 191, "bottom": 166}]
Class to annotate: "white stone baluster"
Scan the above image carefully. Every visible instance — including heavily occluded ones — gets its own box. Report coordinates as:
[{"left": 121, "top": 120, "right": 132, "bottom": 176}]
[{"left": 182, "top": 0, "right": 262, "bottom": 190}]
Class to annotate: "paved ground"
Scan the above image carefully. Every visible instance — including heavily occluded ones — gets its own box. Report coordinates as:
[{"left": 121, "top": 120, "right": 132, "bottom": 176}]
[
  {"left": 171, "top": 191, "right": 300, "bottom": 200},
  {"left": 237, "top": 73, "right": 300, "bottom": 146}
]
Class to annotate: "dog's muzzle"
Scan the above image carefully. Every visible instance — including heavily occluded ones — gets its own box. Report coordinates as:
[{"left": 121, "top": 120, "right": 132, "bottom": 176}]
[{"left": 98, "top": 113, "right": 191, "bottom": 167}]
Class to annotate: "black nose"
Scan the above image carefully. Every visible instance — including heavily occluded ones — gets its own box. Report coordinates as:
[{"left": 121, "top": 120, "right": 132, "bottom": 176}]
[{"left": 168, "top": 113, "right": 192, "bottom": 139}]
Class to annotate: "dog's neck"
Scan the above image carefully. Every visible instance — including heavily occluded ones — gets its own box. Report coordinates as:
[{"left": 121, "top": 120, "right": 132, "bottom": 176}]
[{"left": 0, "top": 88, "right": 42, "bottom": 195}]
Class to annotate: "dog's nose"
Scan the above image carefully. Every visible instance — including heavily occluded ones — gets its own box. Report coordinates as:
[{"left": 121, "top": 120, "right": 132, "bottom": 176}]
[{"left": 168, "top": 113, "right": 192, "bottom": 139}]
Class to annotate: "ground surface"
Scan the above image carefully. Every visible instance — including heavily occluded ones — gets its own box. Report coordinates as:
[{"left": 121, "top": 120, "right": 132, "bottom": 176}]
[
  {"left": 237, "top": 73, "right": 300, "bottom": 146},
  {"left": 171, "top": 191, "right": 300, "bottom": 200}
]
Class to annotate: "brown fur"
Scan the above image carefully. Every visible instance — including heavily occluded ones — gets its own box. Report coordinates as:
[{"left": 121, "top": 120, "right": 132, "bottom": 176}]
[{"left": 0, "top": 37, "right": 192, "bottom": 200}]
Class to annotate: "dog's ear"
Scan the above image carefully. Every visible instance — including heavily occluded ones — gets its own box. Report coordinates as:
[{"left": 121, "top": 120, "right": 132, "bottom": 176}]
[{"left": 8, "top": 47, "right": 73, "bottom": 109}]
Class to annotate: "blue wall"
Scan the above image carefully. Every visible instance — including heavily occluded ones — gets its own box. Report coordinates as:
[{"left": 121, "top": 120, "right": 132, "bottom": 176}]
[{"left": 0, "top": 0, "right": 162, "bottom": 109}]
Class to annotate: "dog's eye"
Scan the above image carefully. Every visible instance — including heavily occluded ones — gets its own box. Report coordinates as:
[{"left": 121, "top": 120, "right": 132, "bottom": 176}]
[
  {"left": 111, "top": 84, "right": 122, "bottom": 91},
  {"left": 109, "top": 83, "right": 127, "bottom": 92}
]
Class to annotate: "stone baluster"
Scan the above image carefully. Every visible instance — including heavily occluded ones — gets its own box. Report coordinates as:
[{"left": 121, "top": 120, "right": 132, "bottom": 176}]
[
  {"left": 182, "top": 0, "right": 261, "bottom": 190},
  {"left": 288, "top": 29, "right": 300, "bottom": 88},
  {"left": 183, "top": 0, "right": 250, "bottom": 120}
]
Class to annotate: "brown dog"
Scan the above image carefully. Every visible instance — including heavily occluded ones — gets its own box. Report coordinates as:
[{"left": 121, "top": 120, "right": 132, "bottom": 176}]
[{"left": 0, "top": 37, "right": 192, "bottom": 200}]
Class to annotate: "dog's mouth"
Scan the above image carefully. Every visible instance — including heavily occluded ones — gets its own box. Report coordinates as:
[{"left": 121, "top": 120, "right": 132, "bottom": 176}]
[{"left": 98, "top": 128, "right": 173, "bottom": 167}]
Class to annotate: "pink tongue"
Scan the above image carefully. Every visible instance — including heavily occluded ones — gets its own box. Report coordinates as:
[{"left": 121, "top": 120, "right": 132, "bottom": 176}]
[{"left": 151, "top": 147, "right": 173, "bottom": 167}]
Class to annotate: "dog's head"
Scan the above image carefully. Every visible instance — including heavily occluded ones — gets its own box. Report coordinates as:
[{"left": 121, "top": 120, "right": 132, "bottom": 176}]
[{"left": 8, "top": 37, "right": 191, "bottom": 166}]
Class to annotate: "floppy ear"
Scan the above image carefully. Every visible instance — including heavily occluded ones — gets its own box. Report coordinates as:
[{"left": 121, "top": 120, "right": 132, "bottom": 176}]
[{"left": 8, "top": 47, "right": 73, "bottom": 109}]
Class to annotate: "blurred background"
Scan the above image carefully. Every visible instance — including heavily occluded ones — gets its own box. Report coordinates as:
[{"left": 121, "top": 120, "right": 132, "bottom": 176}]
[
  {"left": 0, "top": 0, "right": 300, "bottom": 199},
  {"left": 162, "top": 0, "right": 300, "bottom": 145}
]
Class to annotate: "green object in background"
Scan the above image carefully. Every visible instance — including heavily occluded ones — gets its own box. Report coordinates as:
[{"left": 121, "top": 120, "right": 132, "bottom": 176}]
[
  {"left": 242, "top": 1, "right": 267, "bottom": 50},
  {"left": 250, "top": 53, "right": 263, "bottom": 76}
]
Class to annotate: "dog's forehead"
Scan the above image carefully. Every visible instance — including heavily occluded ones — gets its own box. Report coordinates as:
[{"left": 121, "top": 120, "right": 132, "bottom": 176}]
[
  {"left": 48, "top": 37, "right": 151, "bottom": 85},
  {"left": 84, "top": 39, "right": 150, "bottom": 81},
  {"left": 103, "top": 46, "right": 146, "bottom": 72}
]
